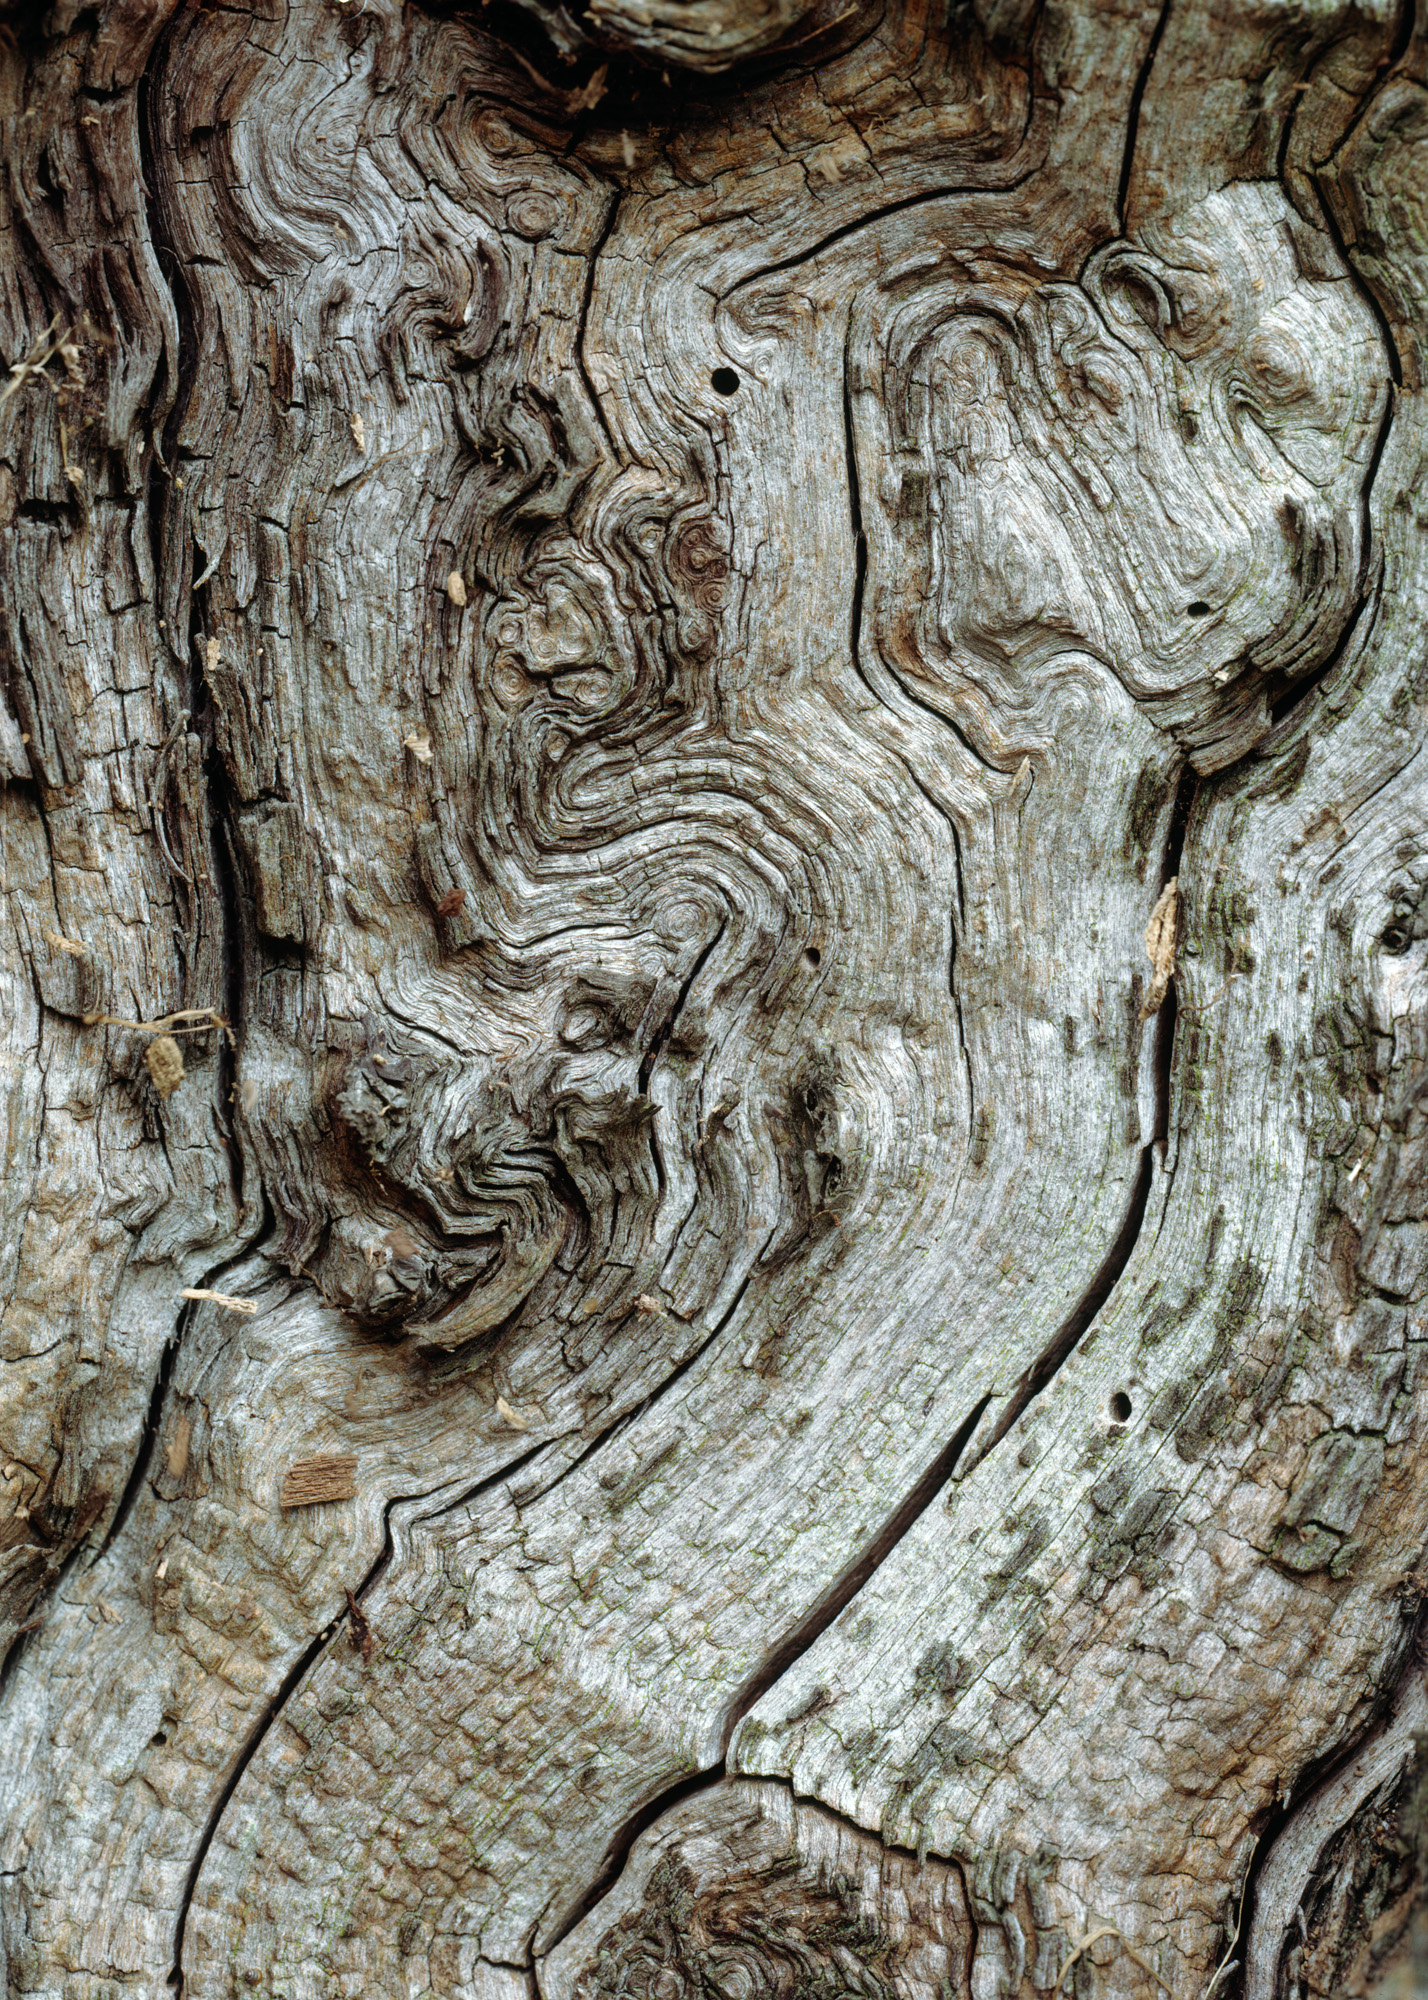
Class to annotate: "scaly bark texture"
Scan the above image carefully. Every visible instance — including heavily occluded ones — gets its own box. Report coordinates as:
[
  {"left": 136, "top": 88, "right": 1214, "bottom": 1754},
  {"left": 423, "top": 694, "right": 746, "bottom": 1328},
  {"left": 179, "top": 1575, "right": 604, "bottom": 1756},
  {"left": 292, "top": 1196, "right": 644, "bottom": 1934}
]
[{"left": 2, "top": 0, "right": 1428, "bottom": 1995}]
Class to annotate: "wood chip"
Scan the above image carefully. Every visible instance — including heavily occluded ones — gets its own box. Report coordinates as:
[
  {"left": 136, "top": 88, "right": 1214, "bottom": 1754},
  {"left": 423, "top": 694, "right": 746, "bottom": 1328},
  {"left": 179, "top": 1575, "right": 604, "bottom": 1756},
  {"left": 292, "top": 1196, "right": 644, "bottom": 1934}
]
[
  {"left": 181, "top": 1287, "right": 258, "bottom": 1315},
  {"left": 1140, "top": 876, "right": 1180, "bottom": 1020},
  {"left": 496, "top": 1395, "right": 529, "bottom": 1431},
  {"left": 403, "top": 728, "right": 433, "bottom": 763},
  {"left": 166, "top": 1415, "right": 191, "bottom": 1479},
  {"left": 345, "top": 1587, "right": 374, "bottom": 1664},
  {"left": 280, "top": 1454, "right": 358, "bottom": 1510},
  {"left": 566, "top": 62, "right": 608, "bottom": 113},
  {"left": 446, "top": 569, "right": 467, "bottom": 606},
  {"left": 145, "top": 1034, "right": 185, "bottom": 1099}
]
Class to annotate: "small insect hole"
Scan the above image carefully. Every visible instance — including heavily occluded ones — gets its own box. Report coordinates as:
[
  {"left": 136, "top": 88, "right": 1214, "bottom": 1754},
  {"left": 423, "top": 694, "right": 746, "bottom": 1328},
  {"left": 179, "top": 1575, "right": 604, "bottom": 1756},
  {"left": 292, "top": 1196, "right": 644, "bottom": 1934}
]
[
  {"left": 710, "top": 367, "right": 740, "bottom": 396},
  {"left": 1185, "top": 601, "right": 1211, "bottom": 617},
  {"left": 804, "top": 947, "right": 821, "bottom": 968},
  {"left": 1109, "top": 1390, "right": 1133, "bottom": 1423},
  {"left": 150, "top": 1731, "right": 168, "bottom": 1747}
]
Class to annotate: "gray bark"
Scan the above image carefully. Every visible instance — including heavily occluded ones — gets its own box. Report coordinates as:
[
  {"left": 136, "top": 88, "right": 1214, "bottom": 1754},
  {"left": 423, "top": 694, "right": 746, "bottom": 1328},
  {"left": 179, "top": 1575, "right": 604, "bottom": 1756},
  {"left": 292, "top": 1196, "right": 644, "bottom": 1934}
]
[{"left": 2, "top": 0, "right": 1428, "bottom": 1995}]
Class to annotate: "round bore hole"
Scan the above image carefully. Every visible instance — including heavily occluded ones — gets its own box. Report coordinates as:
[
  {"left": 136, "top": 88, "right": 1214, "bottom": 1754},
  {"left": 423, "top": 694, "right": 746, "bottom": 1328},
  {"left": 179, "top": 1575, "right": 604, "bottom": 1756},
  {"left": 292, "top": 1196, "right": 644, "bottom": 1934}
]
[
  {"left": 1185, "top": 600, "right": 1212, "bottom": 617},
  {"left": 1109, "top": 1390, "right": 1133, "bottom": 1423},
  {"left": 150, "top": 1731, "right": 168, "bottom": 1747},
  {"left": 804, "top": 946, "right": 821, "bottom": 968},
  {"left": 710, "top": 367, "right": 740, "bottom": 396}
]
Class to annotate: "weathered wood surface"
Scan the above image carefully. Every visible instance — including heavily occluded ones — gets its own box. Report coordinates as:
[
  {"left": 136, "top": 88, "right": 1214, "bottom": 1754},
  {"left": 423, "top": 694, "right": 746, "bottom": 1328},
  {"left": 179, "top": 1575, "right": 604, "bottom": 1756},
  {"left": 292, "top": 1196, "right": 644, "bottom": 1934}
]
[{"left": 3, "top": 0, "right": 1428, "bottom": 1994}]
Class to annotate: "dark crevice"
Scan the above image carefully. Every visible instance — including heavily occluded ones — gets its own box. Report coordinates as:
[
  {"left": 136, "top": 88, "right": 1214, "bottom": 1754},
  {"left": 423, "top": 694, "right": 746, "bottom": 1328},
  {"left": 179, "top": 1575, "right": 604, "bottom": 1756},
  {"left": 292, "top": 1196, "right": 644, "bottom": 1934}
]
[
  {"left": 91, "top": 1318, "right": 187, "bottom": 1566},
  {"left": 514, "top": 1239, "right": 773, "bottom": 1512},
  {"left": 1220, "top": 1599, "right": 1428, "bottom": 2000},
  {"left": 1153, "top": 985, "right": 1178, "bottom": 1149},
  {"left": 190, "top": 636, "right": 246, "bottom": 1212},
  {"left": 410, "top": 1436, "right": 556, "bottom": 1528},
  {"left": 575, "top": 186, "right": 621, "bottom": 456},
  {"left": 538, "top": 1393, "right": 991, "bottom": 1959},
  {"left": 967, "top": 1146, "right": 1157, "bottom": 1473},
  {"left": 169, "top": 1612, "right": 344, "bottom": 1991},
  {"left": 948, "top": 906, "right": 974, "bottom": 1131},
  {"left": 716, "top": 1392, "right": 992, "bottom": 1749},
  {"left": 840, "top": 324, "right": 996, "bottom": 776},
  {"left": 638, "top": 920, "right": 726, "bottom": 1098},
  {"left": 843, "top": 328, "right": 868, "bottom": 683},
  {"left": 721, "top": 163, "right": 1043, "bottom": 303},
  {"left": 1117, "top": 0, "right": 1173, "bottom": 233},
  {"left": 539, "top": 1762, "right": 730, "bottom": 1958},
  {"left": 1162, "top": 759, "right": 1196, "bottom": 886},
  {"left": 961, "top": 764, "right": 1194, "bottom": 1472},
  {"left": 168, "top": 1461, "right": 498, "bottom": 1991}
]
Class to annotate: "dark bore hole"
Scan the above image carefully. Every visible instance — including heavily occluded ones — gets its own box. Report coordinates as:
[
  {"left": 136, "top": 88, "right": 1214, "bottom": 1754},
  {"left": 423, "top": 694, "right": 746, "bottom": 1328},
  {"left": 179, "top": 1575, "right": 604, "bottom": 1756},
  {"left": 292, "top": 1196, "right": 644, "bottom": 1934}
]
[
  {"left": 150, "top": 1731, "right": 168, "bottom": 1746},
  {"left": 711, "top": 367, "right": 740, "bottom": 396},
  {"left": 1185, "top": 600, "right": 1212, "bottom": 617},
  {"left": 804, "top": 946, "right": 821, "bottom": 968},
  {"left": 1109, "top": 1390, "right": 1133, "bottom": 1423}
]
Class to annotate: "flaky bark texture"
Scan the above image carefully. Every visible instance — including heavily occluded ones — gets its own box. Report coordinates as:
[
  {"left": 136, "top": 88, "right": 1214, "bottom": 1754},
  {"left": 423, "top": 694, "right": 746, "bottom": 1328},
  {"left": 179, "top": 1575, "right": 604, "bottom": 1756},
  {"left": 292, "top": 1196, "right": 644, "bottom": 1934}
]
[{"left": 3, "top": 0, "right": 1428, "bottom": 1993}]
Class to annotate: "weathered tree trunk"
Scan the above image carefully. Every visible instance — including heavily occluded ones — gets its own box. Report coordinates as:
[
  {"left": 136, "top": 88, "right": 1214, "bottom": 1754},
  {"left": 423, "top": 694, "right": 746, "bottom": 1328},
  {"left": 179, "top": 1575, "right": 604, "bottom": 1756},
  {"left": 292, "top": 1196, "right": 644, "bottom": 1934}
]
[{"left": 3, "top": 0, "right": 1428, "bottom": 1993}]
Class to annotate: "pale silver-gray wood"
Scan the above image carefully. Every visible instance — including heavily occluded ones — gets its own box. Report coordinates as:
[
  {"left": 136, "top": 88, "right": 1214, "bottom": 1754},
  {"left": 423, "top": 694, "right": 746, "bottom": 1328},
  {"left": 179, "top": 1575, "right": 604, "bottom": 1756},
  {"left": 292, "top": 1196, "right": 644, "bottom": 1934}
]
[{"left": 2, "top": 1, "right": 1426, "bottom": 1996}]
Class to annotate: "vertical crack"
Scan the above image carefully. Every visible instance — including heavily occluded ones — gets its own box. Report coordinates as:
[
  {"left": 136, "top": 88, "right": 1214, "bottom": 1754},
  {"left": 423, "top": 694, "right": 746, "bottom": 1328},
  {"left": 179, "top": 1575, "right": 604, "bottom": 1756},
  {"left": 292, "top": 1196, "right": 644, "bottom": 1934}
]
[
  {"left": 168, "top": 1615, "right": 343, "bottom": 1992},
  {"left": 840, "top": 320, "right": 977, "bottom": 1123},
  {"left": 957, "top": 762, "right": 1195, "bottom": 1476},
  {"left": 1117, "top": 0, "right": 1173, "bottom": 233},
  {"left": 575, "top": 185, "right": 622, "bottom": 458}
]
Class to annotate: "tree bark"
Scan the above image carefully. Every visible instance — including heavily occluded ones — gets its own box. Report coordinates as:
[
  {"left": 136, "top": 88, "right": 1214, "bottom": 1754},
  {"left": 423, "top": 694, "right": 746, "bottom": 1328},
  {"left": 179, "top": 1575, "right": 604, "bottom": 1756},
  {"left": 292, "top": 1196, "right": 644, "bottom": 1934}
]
[{"left": 3, "top": 0, "right": 1428, "bottom": 1994}]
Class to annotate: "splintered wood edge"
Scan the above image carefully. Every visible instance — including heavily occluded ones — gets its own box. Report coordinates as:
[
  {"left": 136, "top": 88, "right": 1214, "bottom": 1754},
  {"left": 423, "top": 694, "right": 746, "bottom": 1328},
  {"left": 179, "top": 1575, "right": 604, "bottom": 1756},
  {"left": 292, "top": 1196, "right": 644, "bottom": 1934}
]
[{"left": 280, "top": 1454, "right": 359, "bottom": 1509}]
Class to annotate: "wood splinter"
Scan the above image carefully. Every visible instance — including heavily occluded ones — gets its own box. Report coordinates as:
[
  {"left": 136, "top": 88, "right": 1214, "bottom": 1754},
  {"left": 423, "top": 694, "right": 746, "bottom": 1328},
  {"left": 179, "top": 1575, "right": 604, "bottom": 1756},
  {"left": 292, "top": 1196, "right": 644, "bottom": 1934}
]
[
  {"left": 280, "top": 1454, "right": 359, "bottom": 1510},
  {"left": 180, "top": 1287, "right": 258, "bottom": 1316},
  {"left": 83, "top": 1004, "right": 237, "bottom": 1047},
  {"left": 1140, "top": 876, "right": 1181, "bottom": 1020}
]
